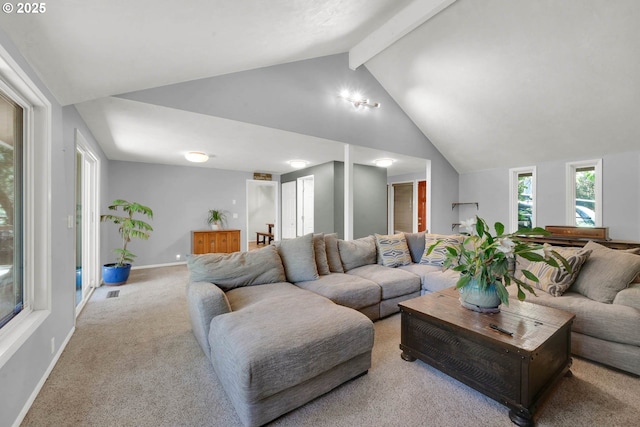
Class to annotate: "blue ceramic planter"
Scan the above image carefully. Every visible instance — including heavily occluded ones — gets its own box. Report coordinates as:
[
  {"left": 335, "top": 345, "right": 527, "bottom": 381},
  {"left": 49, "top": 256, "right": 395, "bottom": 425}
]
[
  {"left": 102, "top": 263, "right": 131, "bottom": 286},
  {"left": 458, "top": 279, "right": 501, "bottom": 313}
]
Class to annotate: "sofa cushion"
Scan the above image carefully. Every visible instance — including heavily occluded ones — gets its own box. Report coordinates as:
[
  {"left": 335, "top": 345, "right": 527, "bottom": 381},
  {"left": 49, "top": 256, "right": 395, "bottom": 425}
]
[
  {"left": 347, "top": 264, "right": 421, "bottom": 300},
  {"left": 507, "top": 286, "right": 640, "bottom": 347},
  {"left": 225, "top": 282, "right": 306, "bottom": 311},
  {"left": 324, "top": 233, "right": 344, "bottom": 273},
  {"left": 374, "top": 233, "right": 412, "bottom": 267},
  {"left": 209, "top": 287, "right": 374, "bottom": 404},
  {"left": 404, "top": 231, "right": 426, "bottom": 263},
  {"left": 187, "top": 245, "right": 286, "bottom": 291},
  {"left": 275, "top": 233, "right": 319, "bottom": 283},
  {"left": 313, "top": 233, "right": 331, "bottom": 275},
  {"left": 613, "top": 283, "right": 640, "bottom": 309},
  {"left": 420, "top": 234, "right": 464, "bottom": 266},
  {"left": 517, "top": 246, "right": 592, "bottom": 297},
  {"left": 400, "top": 263, "right": 459, "bottom": 293},
  {"left": 339, "top": 235, "right": 377, "bottom": 271},
  {"left": 295, "top": 273, "right": 380, "bottom": 309},
  {"left": 571, "top": 241, "right": 640, "bottom": 303}
]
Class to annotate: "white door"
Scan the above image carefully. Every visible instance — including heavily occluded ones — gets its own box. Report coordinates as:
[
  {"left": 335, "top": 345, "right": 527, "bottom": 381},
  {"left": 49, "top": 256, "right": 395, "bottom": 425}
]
[
  {"left": 281, "top": 181, "right": 296, "bottom": 239},
  {"left": 297, "top": 175, "right": 314, "bottom": 236},
  {"left": 75, "top": 130, "right": 100, "bottom": 316}
]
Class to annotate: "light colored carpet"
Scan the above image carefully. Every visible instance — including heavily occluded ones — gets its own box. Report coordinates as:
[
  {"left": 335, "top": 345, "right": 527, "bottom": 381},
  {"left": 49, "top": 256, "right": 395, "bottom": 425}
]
[{"left": 22, "top": 265, "right": 640, "bottom": 427}]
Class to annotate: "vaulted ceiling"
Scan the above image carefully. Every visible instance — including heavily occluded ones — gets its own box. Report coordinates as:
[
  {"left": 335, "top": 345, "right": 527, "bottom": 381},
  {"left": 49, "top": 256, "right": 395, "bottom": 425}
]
[{"left": 1, "top": 0, "right": 638, "bottom": 174}]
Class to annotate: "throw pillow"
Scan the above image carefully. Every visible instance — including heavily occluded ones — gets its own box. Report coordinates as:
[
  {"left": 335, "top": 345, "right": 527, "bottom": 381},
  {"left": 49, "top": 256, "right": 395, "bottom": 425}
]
[
  {"left": 375, "top": 233, "right": 412, "bottom": 268},
  {"left": 324, "top": 233, "right": 344, "bottom": 273},
  {"left": 274, "top": 233, "right": 319, "bottom": 283},
  {"left": 570, "top": 241, "right": 640, "bottom": 303},
  {"left": 187, "top": 245, "right": 286, "bottom": 291},
  {"left": 313, "top": 233, "right": 331, "bottom": 275},
  {"left": 517, "top": 246, "right": 592, "bottom": 297},
  {"left": 404, "top": 231, "right": 426, "bottom": 264},
  {"left": 338, "top": 235, "right": 377, "bottom": 271},
  {"left": 420, "top": 234, "right": 464, "bottom": 266}
]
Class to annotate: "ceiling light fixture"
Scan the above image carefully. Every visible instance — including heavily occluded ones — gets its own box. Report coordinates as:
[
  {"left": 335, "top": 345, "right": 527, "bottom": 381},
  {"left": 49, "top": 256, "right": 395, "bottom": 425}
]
[
  {"left": 339, "top": 90, "right": 380, "bottom": 109},
  {"left": 373, "top": 158, "right": 394, "bottom": 168},
  {"left": 289, "top": 160, "right": 309, "bottom": 169},
  {"left": 185, "top": 151, "right": 209, "bottom": 163}
]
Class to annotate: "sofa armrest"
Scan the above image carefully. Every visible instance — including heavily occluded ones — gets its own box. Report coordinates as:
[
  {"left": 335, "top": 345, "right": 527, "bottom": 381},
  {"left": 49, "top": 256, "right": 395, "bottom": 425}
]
[
  {"left": 613, "top": 283, "right": 640, "bottom": 310},
  {"left": 186, "top": 281, "right": 231, "bottom": 359}
]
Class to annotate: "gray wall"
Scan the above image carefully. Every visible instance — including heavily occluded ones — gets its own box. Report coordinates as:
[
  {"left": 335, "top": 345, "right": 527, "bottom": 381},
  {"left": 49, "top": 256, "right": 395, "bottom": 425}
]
[
  {"left": 281, "top": 162, "right": 338, "bottom": 237},
  {"left": 281, "top": 161, "right": 387, "bottom": 239},
  {"left": 354, "top": 164, "right": 388, "bottom": 238},
  {"left": 106, "top": 161, "right": 252, "bottom": 264},
  {"left": 119, "top": 53, "right": 460, "bottom": 234},
  {"left": 459, "top": 151, "right": 640, "bottom": 240},
  {"left": 0, "top": 31, "right": 109, "bottom": 426}
]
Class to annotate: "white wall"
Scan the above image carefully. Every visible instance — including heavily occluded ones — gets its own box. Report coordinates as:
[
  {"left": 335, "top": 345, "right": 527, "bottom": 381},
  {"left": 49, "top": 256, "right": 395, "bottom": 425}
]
[{"left": 459, "top": 151, "right": 640, "bottom": 240}]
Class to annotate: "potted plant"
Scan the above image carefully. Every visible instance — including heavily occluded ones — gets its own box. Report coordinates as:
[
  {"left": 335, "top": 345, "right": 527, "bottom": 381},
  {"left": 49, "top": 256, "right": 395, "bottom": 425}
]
[
  {"left": 100, "top": 199, "right": 153, "bottom": 285},
  {"left": 207, "top": 209, "right": 227, "bottom": 230},
  {"left": 428, "top": 216, "right": 570, "bottom": 312}
]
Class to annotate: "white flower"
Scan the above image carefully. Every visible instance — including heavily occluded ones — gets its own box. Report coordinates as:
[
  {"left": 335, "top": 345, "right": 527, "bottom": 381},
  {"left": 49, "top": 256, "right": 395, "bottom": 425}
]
[
  {"left": 460, "top": 217, "right": 477, "bottom": 234},
  {"left": 497, "top": 237, "right": 516, "bottom": 256},
  {"left": 532, "top": 243, "right": 553, "bottom": 259}
]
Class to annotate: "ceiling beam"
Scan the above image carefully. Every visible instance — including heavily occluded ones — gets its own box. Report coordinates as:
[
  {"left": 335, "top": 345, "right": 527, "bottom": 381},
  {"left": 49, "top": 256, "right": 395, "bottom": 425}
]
[{"left": 349, "top": 0, "right": 457, "bottom": 70}]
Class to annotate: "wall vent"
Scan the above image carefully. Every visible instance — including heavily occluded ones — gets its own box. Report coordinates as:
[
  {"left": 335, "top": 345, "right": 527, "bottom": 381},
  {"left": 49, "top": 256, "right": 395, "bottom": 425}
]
[{"left": 106, "top": 290, "right": 120, "bottom": 298}]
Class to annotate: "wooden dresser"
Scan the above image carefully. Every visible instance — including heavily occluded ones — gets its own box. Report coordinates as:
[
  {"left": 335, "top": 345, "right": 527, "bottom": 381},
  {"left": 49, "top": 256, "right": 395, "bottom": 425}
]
[{"left": 191, "top": 230, "right": 240, "bottom": 254}]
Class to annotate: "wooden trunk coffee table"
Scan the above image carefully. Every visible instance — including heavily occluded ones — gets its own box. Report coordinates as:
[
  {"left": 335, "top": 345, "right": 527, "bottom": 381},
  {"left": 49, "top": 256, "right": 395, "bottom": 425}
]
[{"left": 399, "top": 287, "right": 575, "bottom": 426}]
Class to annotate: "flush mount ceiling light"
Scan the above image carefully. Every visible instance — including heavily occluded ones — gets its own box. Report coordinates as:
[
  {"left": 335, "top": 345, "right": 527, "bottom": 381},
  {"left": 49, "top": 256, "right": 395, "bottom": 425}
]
[
  {"left": 339, "top": 90, "right": 380, "bottom": 109},
  {"left": 185, "top": 151, "right": 209, "bottom": 163},
  {"left": 289, "top": 160, "right": 309, "bottom": 169},
  {"left": 373, "top": 158, "right": 394, "bottom": 168}
]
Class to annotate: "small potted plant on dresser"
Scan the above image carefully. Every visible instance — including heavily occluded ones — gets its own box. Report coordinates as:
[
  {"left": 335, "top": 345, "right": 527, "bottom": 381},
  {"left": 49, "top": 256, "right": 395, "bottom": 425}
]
[
  {"left": 208, "top": 209, "right": 228, "bottom": 230},
  {"left": 100, "top": 199, "right": 153, "bottom": 285}
]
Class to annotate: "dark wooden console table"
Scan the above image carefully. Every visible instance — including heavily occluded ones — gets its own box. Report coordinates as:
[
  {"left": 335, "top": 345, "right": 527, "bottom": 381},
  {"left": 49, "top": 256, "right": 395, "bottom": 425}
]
[{"left": 399, "top": 288, "right": 575, "bottom": 426}]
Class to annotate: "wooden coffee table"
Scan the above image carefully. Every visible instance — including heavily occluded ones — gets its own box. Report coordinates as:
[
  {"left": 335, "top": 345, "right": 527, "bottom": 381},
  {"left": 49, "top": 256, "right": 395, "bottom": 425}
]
[{"left": 399, "top": 287, "right": 575, "bottom": 427}]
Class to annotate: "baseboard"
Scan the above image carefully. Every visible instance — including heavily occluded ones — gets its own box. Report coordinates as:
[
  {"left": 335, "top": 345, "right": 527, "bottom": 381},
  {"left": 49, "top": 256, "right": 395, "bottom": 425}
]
[
  {"left": 131, "top": 261, "right": 187, "bottom": 270},
  {"left": 12, "top": 326, "right": 75, "bottom": 427}
]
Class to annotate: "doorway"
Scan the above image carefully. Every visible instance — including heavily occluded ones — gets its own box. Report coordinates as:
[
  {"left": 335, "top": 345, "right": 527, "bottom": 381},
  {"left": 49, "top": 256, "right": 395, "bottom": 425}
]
[
  {"left": 388, "top": 180, "right": 427, "bottom": 234},
  {"left": 75, "top": 130, "right": 100, "bottom": 315},
  {"left": 246, "top": 180, "right": 277, "bottom": 250}
]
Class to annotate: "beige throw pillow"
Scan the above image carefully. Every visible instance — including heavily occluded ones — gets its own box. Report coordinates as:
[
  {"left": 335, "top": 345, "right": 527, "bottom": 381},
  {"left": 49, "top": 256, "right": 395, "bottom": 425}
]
[
  {"left": 570, "top": 241, "right": 640, "bottom": 303},
  {"left": 375, "top": 233, "right": 412, "bottom": 268},
  {"left": 420, "top": 234, "right": 463, "bottom": 266},
  {"left": 517, "top": 246, "right": 591, "bottom": 297}
]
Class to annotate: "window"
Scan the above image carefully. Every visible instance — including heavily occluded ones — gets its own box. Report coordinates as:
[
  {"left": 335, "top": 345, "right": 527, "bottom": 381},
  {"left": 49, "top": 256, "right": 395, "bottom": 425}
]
[
  {"left": 0, "top": 91, "right": 23, "bottom": 329},
  {"left": 509, "top": 167, "right": 536, "bottom": 232},
  {"left": 566, "top": 159, "right": 602, "bottom": 227},
  {"left": 0, "top": 43, "right": 51, "bottom": 368}
]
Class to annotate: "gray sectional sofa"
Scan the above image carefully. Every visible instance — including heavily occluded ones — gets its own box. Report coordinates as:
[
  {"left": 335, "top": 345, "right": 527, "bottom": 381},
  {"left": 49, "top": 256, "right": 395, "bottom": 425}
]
[{"left": 186, "top": 231, "right": 640, "bottom": 426}]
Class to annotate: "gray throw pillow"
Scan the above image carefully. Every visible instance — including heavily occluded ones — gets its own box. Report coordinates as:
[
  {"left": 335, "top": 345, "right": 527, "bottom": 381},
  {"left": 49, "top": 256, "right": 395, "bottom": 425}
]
[
  {"left": 313, "top": 233, "right": 331, "bottom": 275},
  {"left": 187, "top": 245, "right": 286, "bottom": 291},
  {"left": 324, "top": 233, "right": 344, "bottom": 273},
  {"left": 570, "top": 241, "right": 640, "bottom": 303},
  {"left": 404, "top": 231, "right": 426, "bottom": 263},
  {"left": 275, "top": 233, "right": 319, "bottom": 283},
  {"left": 338, "top": 235, "right": 377, "bottom": 271}
]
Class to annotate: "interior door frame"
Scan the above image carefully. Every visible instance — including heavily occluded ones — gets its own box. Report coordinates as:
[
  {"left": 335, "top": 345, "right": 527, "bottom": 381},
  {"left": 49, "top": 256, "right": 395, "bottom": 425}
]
[
  {"left": 245, "top": 179, "right": 279, "bottom": 249},
  {"left": 296, "top": 175, "right": 314, "bottom": 236},
  {"left": 75, "top": 129, "right": 100, "bottom": 316}
]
